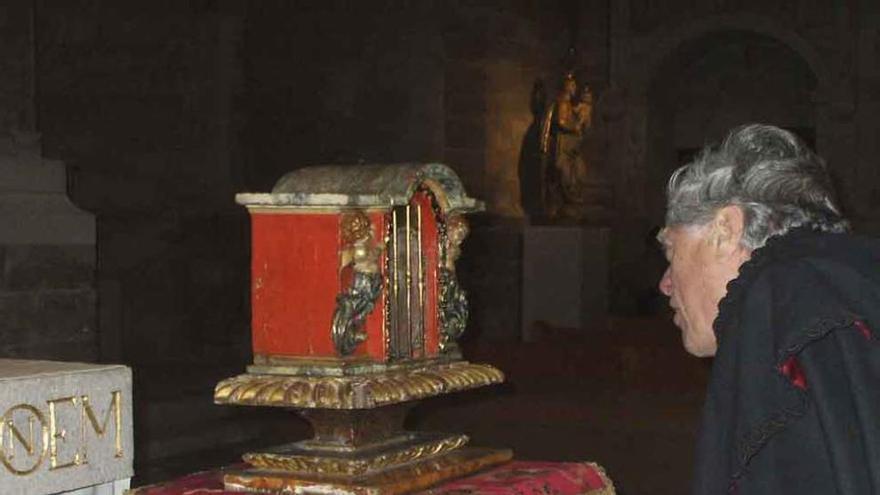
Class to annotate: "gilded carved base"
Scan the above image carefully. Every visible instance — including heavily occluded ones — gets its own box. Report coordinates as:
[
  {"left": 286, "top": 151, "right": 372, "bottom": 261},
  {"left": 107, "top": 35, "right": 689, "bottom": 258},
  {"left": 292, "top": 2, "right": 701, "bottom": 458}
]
[
  {"left": 248, "top": 354, "right": 462, "bottom": 377},
  {"left": 214, "top": 362, "right": 504, "bottom": 409},
  {"left": 214, "top": 362, "right": 509, "bottom": 493},
  {"left": 243, "top": 433, "right": 469, "bottom": 477},
  {"left": 224, "top": 447, "right": 513, "bottom": 495}
]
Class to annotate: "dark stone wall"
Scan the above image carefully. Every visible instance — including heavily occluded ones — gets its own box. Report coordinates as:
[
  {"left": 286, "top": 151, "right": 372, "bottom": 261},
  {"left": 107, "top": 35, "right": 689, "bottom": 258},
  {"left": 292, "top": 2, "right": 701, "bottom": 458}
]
[
  {"left": 36, "top": 0, "right": 249, "bottom": 365},
  {"left": 0, "top": 245, "right": 97, "bottom": 359},
  {"left": 0, "top": 0, "right": 36, "bottom": 131},
  {"left": 38, "top": 1, "right": 240, "bottom": 210},
  {"left": 30, "top": 2, "right": 255, "bottom": 478},
  {"left": 241, "top": 0, "right": 445, "bottom": 190}
]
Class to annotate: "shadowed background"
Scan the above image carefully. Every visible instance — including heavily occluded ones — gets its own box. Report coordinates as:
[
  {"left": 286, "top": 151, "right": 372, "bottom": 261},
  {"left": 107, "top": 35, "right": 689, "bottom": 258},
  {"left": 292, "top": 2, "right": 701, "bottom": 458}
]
[{"left": 2, "top": 1, "right": 879, "bottom": 493}]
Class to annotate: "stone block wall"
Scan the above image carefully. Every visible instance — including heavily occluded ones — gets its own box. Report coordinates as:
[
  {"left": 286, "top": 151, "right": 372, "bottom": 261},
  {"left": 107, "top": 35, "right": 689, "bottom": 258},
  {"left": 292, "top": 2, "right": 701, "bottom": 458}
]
[
  {"left": 241, "top": 0, "right": 445, "bottom": 190},
  {"left": 35, "top": 0, "right": 248, "bottom": 366},
  {"left": 0, "top": 0, "right": 36, "bottom": 131},
  {"left": 0, "top": 245, "right": 97, "bottom": 360}
]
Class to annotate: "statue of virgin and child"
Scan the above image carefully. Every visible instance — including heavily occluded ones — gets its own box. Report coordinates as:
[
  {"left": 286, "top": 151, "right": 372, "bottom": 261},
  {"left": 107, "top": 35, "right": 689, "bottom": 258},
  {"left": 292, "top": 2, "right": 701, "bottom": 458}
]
[{"left": 538, "top": 72, "right": 603, "bottom": 223}]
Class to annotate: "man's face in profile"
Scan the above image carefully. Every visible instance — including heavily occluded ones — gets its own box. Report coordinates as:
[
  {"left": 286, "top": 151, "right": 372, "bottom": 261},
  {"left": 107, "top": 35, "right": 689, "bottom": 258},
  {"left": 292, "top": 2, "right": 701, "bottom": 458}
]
[{"left": 658, "top": 225, "right": 721, "bottom": 357}]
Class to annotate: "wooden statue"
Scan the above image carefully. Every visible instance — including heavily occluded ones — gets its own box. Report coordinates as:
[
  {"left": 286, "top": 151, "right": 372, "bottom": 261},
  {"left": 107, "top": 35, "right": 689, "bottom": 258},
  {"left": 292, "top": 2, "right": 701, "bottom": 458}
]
[{"left": 540, "top": 73, "right": 607, "bottom": 223}]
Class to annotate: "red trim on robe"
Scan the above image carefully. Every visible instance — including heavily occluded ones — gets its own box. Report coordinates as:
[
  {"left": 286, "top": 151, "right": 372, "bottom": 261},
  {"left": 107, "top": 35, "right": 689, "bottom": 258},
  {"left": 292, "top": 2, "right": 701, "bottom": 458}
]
[
  {"left": 779, "top": 356, "right": 808, "bottom": 390},
  {"left": 854, "top": 320, "right": 873, "bottom": 341}
]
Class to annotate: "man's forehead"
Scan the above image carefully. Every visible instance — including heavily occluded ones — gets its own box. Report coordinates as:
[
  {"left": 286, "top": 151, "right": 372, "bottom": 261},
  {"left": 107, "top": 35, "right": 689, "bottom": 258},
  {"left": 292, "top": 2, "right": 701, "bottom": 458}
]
[
  {"left": 657, "top": 225, "right": 696, "bottom": 247},
  {"left": 660, "top": 224, "right": 710, "bottom": 245}
]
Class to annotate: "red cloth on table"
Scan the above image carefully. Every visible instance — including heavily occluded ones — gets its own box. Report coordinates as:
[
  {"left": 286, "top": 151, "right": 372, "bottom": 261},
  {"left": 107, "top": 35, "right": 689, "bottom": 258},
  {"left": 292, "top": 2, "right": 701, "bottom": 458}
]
[
  {"left": 131, "top": 460, "right": 615, "bottom": 495},
  {"left": 423, "top": 460, "right": 614, "bottom": 494}
]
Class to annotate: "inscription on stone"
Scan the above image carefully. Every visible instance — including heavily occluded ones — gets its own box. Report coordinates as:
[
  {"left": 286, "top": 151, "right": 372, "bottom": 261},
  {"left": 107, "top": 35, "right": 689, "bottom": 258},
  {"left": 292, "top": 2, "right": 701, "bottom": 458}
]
[
  {"left": 0, "top": 360, "right": 132, "bottom": 494},
  {"left": 0, "top": 391, "right": 123, "bottom": 475}
]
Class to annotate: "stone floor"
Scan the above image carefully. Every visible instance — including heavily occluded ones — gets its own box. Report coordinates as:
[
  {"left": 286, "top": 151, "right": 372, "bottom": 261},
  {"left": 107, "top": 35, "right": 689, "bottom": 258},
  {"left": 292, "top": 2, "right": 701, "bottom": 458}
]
[{"left": 132, "top": 316, "right": 710, "bottom": 495}]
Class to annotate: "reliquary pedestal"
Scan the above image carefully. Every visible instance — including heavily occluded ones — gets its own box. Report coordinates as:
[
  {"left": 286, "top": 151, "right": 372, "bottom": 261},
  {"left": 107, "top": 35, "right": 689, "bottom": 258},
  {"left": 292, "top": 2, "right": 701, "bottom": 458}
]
[{"left": 214, "top": 164, "right": 510, "bottom": 494}]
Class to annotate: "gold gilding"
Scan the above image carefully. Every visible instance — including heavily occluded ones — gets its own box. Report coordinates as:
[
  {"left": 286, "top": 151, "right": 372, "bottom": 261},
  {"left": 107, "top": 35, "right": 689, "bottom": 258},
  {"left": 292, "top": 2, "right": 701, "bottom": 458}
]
[
  {"left": 215, "top": 362, "right": 504, "bottom": 409},
  {"left": 0, "top": 391, "right": 125, "bottom": 477},
  {"left": 392, "top": 209, "right": 399, "bottom": 303},
  {"left": 585, "top": 462, "right": 618, "bottom": 495},
  {"left": 243, "top": 434, "right": 468, "bottom": 477},
  {"left": 47, "top": 396, "right": 81, "bottom": 470},
  {"left": 82, "top": 391, "right": 124, "bottom": 458},
  {"left": 383, "top": 214, "right": 392, "bottom": 358},
  {"left": 340, "top": 211, "right": 372, "bottom": 247},
  {"left": 405, "top": 204, "right": 412, "bottom": 341},
  {"left": 0, "top": 404, "right": 49, "bottom": 475},
  {"left": 225, "top": 447, "right": 512, "bottom": 495},
  {"left": 416, "top": 205, "right": 423, "bottom": 310}
]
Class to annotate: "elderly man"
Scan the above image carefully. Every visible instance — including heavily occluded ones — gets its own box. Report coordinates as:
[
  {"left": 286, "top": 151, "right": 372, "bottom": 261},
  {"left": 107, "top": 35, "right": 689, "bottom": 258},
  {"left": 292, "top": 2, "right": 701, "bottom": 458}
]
[{"left": 658, "top": 124, "right": 880, "bottom": 494}]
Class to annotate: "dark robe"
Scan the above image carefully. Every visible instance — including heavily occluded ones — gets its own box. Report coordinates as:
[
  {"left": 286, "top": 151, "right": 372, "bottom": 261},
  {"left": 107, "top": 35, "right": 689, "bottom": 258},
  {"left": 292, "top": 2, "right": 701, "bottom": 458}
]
[{"left": 694, "top": 228, "right": 880, "bottom": 494}]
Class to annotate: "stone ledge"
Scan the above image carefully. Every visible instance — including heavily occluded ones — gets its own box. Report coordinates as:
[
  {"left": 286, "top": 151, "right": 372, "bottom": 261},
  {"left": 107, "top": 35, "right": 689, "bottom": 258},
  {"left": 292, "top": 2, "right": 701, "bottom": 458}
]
[{"left": 0, "top": 359, "right": 133, "bottom": 493}]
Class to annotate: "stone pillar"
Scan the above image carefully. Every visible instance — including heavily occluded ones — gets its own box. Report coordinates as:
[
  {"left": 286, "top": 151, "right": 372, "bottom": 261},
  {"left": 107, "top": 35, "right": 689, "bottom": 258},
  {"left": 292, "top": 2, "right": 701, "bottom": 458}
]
[
  {"left": 521, "top": 225, "right": 609, "bottom": 341},
  {"left": 0, "top": 133, "right": 97, "bottom": 360}
]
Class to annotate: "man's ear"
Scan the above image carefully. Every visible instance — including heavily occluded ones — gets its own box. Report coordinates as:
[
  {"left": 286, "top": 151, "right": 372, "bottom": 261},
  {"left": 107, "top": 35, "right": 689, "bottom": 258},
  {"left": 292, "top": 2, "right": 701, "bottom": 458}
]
[{"left": 709, "top": 205, "right": 745, "bottom": 256}]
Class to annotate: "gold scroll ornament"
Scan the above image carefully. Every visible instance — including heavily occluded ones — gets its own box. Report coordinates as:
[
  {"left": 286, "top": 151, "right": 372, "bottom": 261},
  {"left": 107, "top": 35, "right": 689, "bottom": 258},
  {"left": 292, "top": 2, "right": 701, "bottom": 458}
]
[
  {"left": 243, "top": 434, "right": 469, "bottom": 477},
  {"left": 215, "top": 362, "right": 503, "bottom": 409}
]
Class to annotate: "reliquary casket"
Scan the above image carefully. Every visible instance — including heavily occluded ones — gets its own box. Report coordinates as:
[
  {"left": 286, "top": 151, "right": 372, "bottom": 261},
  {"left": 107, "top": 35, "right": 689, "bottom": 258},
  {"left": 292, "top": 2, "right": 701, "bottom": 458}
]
[{"left": 214, "top": 164, "right": 509, "bottom": 494}]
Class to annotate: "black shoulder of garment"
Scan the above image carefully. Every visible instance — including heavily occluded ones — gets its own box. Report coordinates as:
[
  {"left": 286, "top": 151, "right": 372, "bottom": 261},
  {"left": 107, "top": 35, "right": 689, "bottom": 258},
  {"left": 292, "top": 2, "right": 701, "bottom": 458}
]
[{"left": 693, "top": 228, "right": 880, "bottom": 495}]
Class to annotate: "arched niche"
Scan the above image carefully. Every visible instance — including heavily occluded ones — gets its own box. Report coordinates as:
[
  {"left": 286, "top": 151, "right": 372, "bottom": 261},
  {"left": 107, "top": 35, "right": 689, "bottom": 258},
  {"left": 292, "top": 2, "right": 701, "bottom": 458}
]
[
  {"left": 643, "top": 29, "right": 819, "bottom": 221},
  {"left": 634, "top": 14, "right": 829, "bottom": 93}
]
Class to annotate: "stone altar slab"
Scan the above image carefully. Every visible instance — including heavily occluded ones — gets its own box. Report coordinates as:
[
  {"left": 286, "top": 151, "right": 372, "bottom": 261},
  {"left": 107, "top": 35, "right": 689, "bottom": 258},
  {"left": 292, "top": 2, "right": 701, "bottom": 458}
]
[
  {"left": 0, "top": 359, "right": 133, "bottom": 494},
  {"left": 522, "top": 225, "right": 609, "bottom": 341}
]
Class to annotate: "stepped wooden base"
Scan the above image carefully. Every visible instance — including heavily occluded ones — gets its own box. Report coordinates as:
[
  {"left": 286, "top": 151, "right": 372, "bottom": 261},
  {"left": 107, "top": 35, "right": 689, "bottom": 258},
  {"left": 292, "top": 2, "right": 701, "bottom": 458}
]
[
  {"left": 214, "top": 362, "right": 510, "bottom": 494},
  {"left": 224, "top": 447, "right": 512, "bottom": 494},
  {"left": 242, "top": 432, "right": 469, "bottom": 477}
]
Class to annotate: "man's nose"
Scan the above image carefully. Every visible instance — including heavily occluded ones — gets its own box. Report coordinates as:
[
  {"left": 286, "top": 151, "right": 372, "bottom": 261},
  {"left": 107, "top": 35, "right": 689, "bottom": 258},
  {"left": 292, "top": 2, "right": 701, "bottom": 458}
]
[{"left": 659, "top": 267, "right": 672, "bottom": 296}]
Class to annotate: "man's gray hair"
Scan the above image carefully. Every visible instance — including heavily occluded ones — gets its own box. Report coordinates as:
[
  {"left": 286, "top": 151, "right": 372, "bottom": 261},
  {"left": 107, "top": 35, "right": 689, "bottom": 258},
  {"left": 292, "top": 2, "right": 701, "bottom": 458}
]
[{"left": 665, "top": 124, "right": 849, "bottom": 249}]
